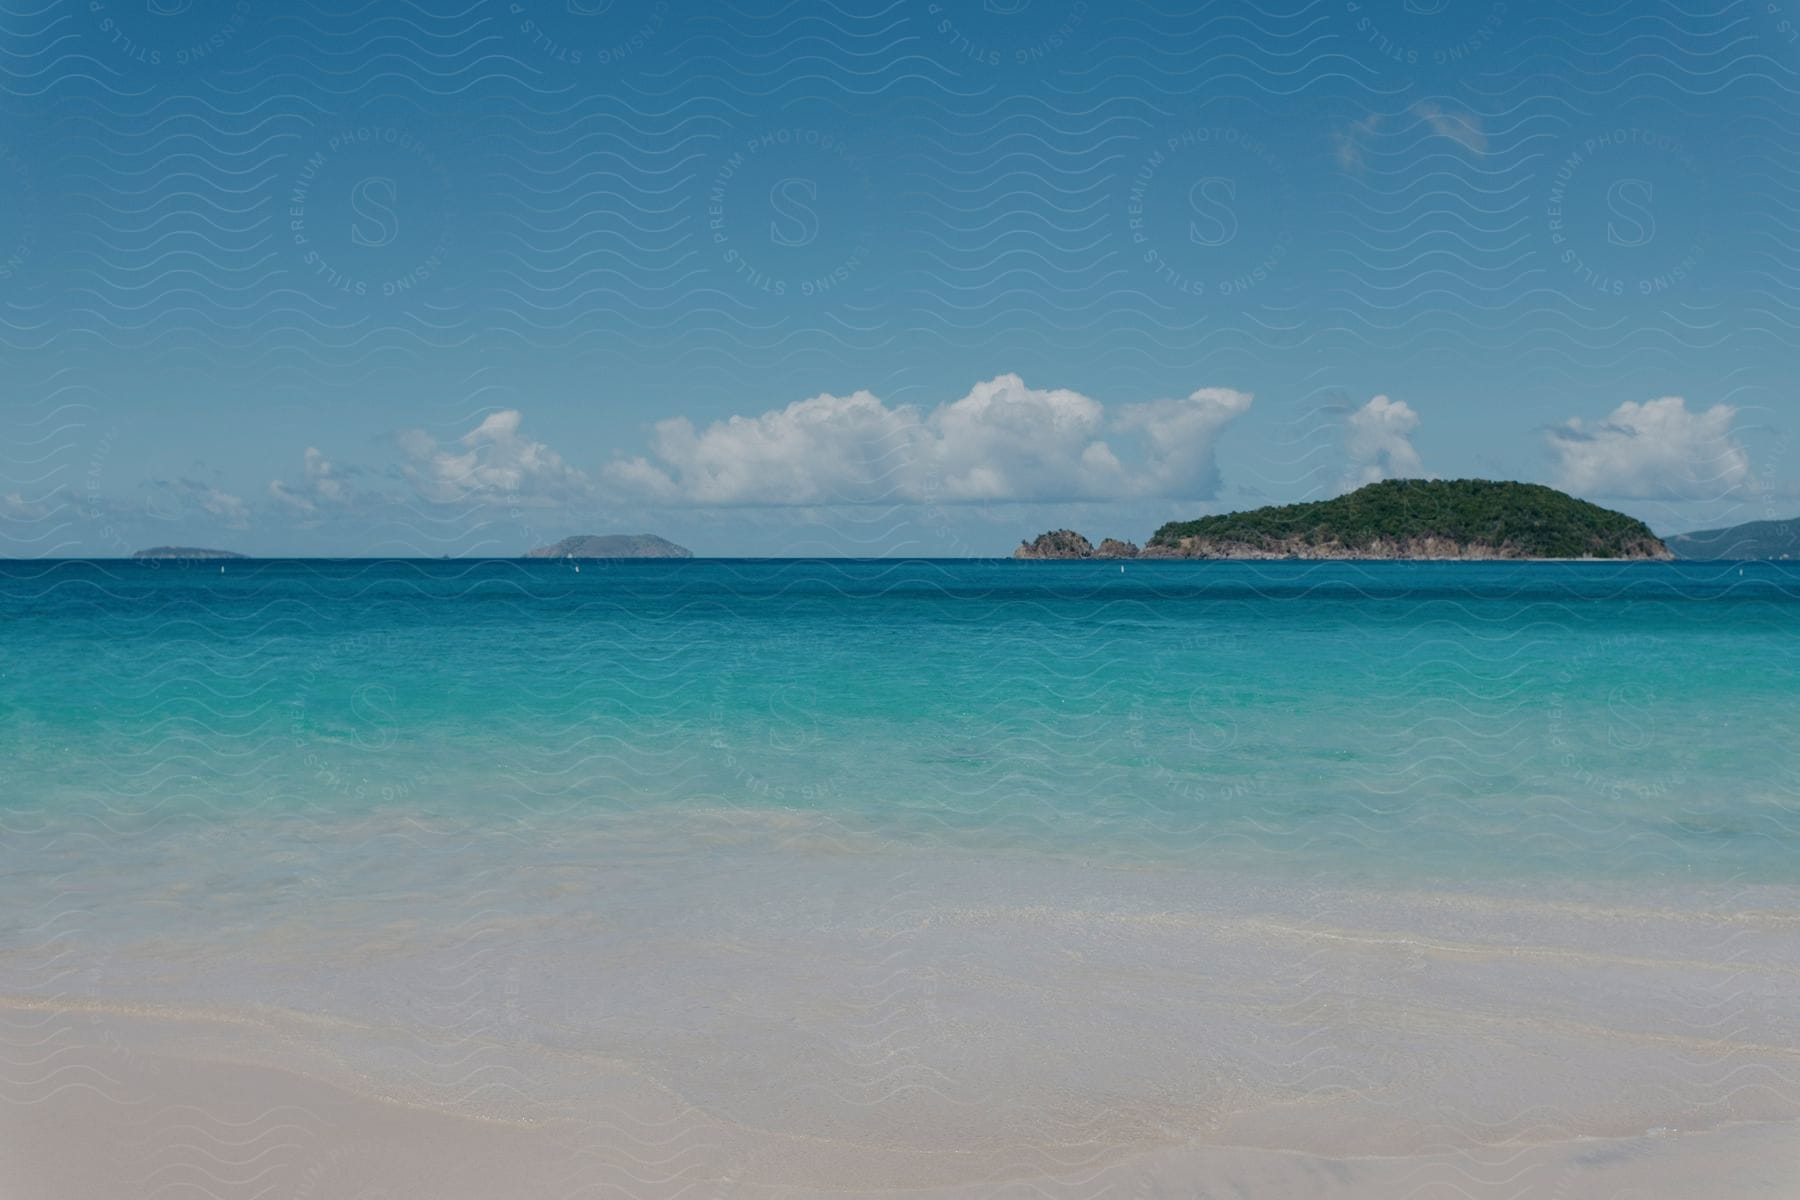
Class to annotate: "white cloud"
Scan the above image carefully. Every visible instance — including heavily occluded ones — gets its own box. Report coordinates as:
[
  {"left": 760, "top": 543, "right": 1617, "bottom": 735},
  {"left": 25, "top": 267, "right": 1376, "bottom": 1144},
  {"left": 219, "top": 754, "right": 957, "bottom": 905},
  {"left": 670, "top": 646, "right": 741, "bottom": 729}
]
[
  {"left": 1411, "top": 101, "right": 1487, "bottom": 155},
  {"left": 402, "top": 410, "right": 589, "bottom": 507},
  {"left": 604, "top": 390, "right": 919, "bottom": 506},
  {"left": 269, "top": 447, "right": 349, "bottom": 513},
  {"left": 153, "top": 479, "right": 249, "bottom": 528},
  {"left": 1546, "top": 397, "right": 1750, "bottom": 500},
  {"left": 1114, "top": 387, "right": 1255, "bottom": 498},
  {"left": 1341, "top": 394, "right": 1425, "bottom": 491},
  {"left": 201, "top": 489, "right": 248, "bottom": 527},
  {"left": 602, "top": 375, "right": 1252, "bottom": 506},
  {"left": 1333, "top": 114, "right": 1383, "bottom": 172},
  {"left": 0, "top": 491, "right": 49, "bottom": 520},
  {"left": 929, "top": 375, "right": 1119, "bottom": 501},
  {"left": 1335, "top": 104, "right": 1485, "bottom": 173}
]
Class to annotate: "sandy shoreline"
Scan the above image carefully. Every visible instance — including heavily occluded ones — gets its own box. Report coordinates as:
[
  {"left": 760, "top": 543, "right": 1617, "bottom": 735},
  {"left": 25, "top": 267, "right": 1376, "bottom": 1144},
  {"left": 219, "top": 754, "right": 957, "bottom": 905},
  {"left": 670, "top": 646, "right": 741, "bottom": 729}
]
[
  {"left": 6, "top": 809, "right": 1799, "bottom": 1196},
  {"left": 5, "top": 1005, "right": 1797, "bottom": 1199}
]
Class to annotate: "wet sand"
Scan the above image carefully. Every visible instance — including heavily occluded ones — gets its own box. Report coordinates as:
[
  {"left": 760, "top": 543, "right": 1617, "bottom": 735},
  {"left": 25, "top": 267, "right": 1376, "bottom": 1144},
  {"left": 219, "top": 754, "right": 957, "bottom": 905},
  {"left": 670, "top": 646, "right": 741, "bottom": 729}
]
[
  {"left": 4, "top": 814, "right": 1799, "bottom": 1197},
  {"left": 5, "top": 1006, "right": 1798, "bottom": 1199}
]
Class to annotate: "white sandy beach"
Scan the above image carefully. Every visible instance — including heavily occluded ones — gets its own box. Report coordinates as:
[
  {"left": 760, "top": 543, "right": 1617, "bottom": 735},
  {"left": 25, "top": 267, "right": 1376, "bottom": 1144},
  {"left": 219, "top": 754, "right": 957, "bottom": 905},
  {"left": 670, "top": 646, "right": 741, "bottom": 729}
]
[
  {"left": 5, "top": 1005, "right": 1799, "bottom": 1199},
  {"left": 4, "top": 809, "right": 1798, "bottom": 1197}
]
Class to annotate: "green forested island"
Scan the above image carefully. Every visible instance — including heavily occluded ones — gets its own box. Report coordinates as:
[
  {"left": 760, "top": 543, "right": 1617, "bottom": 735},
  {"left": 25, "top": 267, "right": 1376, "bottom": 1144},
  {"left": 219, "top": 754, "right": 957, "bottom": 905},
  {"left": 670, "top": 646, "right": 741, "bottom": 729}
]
[{"left": 1141, "top": 480, "right": 1671, "bottom": 560}]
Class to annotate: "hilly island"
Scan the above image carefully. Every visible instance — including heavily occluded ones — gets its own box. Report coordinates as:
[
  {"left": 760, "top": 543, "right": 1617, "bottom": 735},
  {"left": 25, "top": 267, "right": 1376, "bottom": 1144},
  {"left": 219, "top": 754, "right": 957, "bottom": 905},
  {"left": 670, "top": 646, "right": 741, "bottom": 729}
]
[
  {"left": 525, "top": 534, "right": 692, "bottom": 559},
  {"left": 132, "top": 546, "right": 246, "bottom": 560},
  {"left": 1016, "top": 480, "right": 1672, "bottom": 561},
  {"left": 1666, "top": 517, "right": 1800, "bottom": 560}
]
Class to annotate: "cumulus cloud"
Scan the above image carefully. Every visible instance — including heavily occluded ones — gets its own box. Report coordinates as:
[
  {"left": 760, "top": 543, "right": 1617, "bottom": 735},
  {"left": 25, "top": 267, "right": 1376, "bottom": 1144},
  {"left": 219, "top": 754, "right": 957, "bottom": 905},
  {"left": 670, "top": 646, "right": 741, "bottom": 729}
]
[
  {"left": 0, "top": 491, "right": 50, "bottom": 520},
  {"left": 1546, "top": 397, "right": 1751, "bottom": 500},
  {"left": 401, "top": 410, "right": 589, "bottom": 507},
  {"left": 602, "top": 375, "right": 1252, "bottom": 506},
  {"left": 605, "top": 390, "right": 919, "bottom": 507},
  {"left": 151, "top": 479, "right": 249, "bottom": 528},
  {"left": 1341, "top": 395, "right": 1425, "bottom": 490},
  {"left": 1114, "top": 387, "right": 1256, "bottom": 496},
  {"left": 269, "top": 447, "right": 350, "bottom": 514}
]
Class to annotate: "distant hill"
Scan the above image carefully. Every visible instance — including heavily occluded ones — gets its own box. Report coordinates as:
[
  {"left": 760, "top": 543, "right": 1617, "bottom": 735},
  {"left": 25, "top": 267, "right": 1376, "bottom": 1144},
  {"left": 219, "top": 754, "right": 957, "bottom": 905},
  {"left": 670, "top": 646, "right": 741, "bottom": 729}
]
[
  {"left": 1144, "top": 479, "right": 1671, "bottom": 560},
  {"left": 132, "top": 546, "right": 246, "bottom": 560},
  {"left": 1666, "top": 518, "right": 1800, "bottom": 560},
  {"left": 525, "top": 534, "right": 693, "bottom": 559}
]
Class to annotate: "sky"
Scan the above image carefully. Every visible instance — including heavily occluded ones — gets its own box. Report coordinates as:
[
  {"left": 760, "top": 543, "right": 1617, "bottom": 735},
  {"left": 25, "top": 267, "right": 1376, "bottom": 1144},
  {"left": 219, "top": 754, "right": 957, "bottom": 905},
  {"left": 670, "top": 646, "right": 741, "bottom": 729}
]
[{"left": 3, "top": 0, "right": 1798, "bottom": 556}]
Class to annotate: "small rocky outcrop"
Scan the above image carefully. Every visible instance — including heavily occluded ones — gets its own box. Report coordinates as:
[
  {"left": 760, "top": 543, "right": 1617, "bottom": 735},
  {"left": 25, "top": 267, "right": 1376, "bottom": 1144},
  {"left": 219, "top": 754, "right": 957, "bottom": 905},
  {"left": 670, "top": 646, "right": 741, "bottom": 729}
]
[
  {"left": 1014, "top": 531, "right": 1140, "bottom": 559},
  {"left": 1014, "top": 530, "right": 1093, "bottom": 559}
]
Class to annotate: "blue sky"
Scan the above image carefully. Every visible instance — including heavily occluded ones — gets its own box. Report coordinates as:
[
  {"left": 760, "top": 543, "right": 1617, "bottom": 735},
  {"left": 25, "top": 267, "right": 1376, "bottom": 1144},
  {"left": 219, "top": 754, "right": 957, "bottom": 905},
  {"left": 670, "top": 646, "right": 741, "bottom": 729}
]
[{"left": 3, "top": 0, "right": 1798, "bottom": 555}]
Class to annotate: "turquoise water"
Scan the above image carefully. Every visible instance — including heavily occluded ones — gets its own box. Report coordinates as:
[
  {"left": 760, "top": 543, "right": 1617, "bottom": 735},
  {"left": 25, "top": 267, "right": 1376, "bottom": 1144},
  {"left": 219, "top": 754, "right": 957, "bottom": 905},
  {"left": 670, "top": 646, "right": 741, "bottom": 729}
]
[
  {"left": 6, "top": 558, "right": 1800, "bottom": 1172},
  {"left": 3, "top": 558, "right": 1797, "bottom": 886}
]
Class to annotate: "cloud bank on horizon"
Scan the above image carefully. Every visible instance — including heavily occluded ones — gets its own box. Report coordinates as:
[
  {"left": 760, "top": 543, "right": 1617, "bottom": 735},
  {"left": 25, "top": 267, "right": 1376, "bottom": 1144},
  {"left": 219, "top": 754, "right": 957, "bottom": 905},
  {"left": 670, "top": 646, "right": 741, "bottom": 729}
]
[
  {"left": 223, "top": 381, "right": 1757, "bottom": 550},
  {"left": 602, "top": 375, "right": 1251, "bottom": 507}
]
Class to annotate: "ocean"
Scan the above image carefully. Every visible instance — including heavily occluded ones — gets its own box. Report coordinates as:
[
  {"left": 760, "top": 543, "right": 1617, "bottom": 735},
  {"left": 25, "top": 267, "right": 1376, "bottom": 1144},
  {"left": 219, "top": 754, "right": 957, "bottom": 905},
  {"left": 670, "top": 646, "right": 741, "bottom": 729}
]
[
  {"left": 5, "top": 558, "right": 1795, "bottom": 882},
  {"left": 3, "top": 558, "right": 1798, "bottom": 1195}
]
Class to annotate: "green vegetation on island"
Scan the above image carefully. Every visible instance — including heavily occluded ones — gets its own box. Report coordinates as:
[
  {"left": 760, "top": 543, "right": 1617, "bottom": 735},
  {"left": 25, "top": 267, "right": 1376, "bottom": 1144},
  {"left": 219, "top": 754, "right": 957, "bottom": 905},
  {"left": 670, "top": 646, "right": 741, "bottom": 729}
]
[{"left": 1144, "top": 479, "right": 1671, "bottom": 560}]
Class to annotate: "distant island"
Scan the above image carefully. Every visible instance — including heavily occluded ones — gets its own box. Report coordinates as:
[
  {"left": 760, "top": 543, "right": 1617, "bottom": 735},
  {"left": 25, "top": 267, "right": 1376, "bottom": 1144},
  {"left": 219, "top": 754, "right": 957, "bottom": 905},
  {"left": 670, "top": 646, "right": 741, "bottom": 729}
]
[
  {"left": 525, "top": 534, "right": 693, "bottom": 559},
  {"left": 132, "top": 546, "right": 246, "bottom": 560},
  {"left": 1667, "top": 517, "right": 1799, "bottom": 560},
  {"left": 1016, "top": 480, "right": 1672, "bottom": 561}
]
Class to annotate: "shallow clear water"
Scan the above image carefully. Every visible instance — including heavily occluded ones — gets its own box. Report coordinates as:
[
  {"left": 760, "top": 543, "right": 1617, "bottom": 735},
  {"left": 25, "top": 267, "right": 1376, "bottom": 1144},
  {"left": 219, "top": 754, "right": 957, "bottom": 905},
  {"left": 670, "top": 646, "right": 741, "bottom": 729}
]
[
  {"left": 5, "top": 558, "right": 1800, "bottom": 1174},
  {"left": 3, "top": 557, "right": 1795, "bottom": 885}
]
